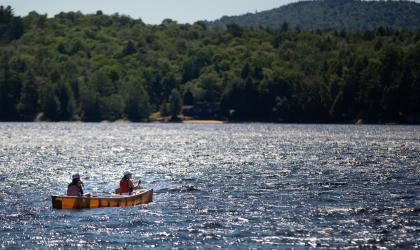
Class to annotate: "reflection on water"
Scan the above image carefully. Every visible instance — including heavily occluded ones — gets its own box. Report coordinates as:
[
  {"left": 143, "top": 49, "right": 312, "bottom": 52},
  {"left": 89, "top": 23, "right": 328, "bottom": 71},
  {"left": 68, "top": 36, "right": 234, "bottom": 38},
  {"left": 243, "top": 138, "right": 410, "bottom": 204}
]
[{"left": 0, "top": 123, "right": 419, "bottom": 248}]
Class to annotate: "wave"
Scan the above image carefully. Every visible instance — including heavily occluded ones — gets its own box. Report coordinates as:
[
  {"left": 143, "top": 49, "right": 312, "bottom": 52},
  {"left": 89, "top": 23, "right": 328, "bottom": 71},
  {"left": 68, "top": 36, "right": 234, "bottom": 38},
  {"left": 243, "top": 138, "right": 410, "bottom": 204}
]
[{"left": 156, "top": 186, "right": 200, "bottom": 193}]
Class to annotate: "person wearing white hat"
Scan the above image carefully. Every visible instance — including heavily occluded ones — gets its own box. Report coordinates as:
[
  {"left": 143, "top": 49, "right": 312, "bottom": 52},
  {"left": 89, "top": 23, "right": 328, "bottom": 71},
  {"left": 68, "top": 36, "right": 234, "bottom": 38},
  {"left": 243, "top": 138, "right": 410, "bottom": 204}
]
[
  {"left": 119, "top": 171, "right": 141, "bottom": 195},
  {"left": 67, "top": 173, "right": 85, "bottom": 196}
]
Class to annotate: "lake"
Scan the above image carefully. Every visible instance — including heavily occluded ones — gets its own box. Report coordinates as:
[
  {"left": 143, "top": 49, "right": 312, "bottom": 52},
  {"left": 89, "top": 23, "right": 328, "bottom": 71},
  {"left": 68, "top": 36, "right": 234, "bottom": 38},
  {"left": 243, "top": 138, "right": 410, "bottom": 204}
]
[{"left": 0, "top": 123, "right": 419, "bottom": 248}]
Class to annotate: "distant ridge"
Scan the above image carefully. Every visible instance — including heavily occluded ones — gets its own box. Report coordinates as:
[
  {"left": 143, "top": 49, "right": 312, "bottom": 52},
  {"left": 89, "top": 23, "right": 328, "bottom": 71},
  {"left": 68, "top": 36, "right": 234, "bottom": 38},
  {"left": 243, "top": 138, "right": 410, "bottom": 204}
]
[{"left": 207, "top": 0, "right": 420, "bottom": 30}]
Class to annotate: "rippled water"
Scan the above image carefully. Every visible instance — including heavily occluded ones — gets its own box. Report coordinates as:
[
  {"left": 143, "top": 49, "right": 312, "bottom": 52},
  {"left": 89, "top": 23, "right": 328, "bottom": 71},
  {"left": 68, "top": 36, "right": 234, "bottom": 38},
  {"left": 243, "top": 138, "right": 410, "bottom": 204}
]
[{"left": 0, "top": 123, "right": 419, "bottom": 248}]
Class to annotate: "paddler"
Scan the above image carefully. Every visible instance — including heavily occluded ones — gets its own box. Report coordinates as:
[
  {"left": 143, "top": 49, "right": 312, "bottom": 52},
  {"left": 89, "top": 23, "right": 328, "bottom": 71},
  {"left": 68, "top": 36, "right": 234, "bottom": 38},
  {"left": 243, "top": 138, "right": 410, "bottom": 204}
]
[
  {"left": 119, "top": 171, "right": 141, "bottom": 195},
  {"left": 67, "top": 173, "right": 87, "bottom": 196}
]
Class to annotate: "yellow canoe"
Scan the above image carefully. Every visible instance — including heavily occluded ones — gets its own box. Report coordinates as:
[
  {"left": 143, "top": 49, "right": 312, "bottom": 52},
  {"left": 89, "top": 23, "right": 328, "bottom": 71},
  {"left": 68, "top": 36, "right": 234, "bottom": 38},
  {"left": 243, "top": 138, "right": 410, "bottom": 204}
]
[{"left": 51, "top": 189, "right": 153, "bottom": 209}]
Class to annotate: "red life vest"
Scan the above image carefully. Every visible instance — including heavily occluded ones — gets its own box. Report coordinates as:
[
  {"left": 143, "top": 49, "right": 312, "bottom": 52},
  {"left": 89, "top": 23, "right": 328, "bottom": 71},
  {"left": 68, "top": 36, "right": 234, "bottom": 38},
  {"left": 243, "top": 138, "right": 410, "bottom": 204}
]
[{"left": 120, "top": 178, "right": 130, "bottom": 194}]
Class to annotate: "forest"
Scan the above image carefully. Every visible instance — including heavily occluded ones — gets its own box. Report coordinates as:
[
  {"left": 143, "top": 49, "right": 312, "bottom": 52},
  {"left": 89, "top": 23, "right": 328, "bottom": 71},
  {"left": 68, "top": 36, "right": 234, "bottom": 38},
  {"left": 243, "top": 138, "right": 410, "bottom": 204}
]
[
  {"left": 0, "top": 5, "right": 419, "bottom": 123},
  {"left": 209, "top": 0, "right": 420, "bottom": 30}
]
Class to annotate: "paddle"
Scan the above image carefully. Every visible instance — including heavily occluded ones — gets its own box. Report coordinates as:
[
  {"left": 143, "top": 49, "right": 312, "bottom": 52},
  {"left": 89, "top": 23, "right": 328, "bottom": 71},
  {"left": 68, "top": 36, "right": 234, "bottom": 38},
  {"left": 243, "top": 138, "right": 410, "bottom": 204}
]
[{"left": 136, "top": 179, "right": 142, "bottom": 189}]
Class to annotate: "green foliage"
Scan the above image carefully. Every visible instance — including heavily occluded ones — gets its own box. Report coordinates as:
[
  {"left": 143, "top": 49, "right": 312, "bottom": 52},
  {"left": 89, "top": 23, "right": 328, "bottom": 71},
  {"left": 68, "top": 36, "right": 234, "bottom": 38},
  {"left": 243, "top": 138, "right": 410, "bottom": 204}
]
[
  {"left": 0, "top": 6, "right": 24, "bottom": 43},
  {"left": 56, "top": 82, "right": 77, "bottom": 120},
  {"left": 17, "top": 72, "right": 38, "bottom": 120},
  {"left": 124, "top": 80, "right": 151, "bottom": 122},
  {"left": 168, "top": 89, "right": 182, "bottom": 118},
  {"left": 99, "top": 94, "right": 124, "bottom": 121},
  {"left": 226, "top": 23, "right": 243, "bottom": 37},
  {"left": 0, "top": 52, "right": 21, "bottom": 120},
  {"left": 41, "top": 86, "right": 61, "bottom": 121},
  {"left": 208, "top": 0, "right": 420, "bottom": 31},
  {"left": 0, "top": 5, "right": 419, "bottom": 124}
]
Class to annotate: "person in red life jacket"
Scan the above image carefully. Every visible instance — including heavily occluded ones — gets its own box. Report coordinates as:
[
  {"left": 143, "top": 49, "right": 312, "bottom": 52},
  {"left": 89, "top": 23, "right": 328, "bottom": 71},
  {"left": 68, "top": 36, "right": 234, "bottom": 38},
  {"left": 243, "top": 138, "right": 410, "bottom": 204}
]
[
  {"left": 119, "top": 171, "right": 140, "bottom": 195},
  {"left": 67, "top": 173, "right": 84, "bottom": 196}
]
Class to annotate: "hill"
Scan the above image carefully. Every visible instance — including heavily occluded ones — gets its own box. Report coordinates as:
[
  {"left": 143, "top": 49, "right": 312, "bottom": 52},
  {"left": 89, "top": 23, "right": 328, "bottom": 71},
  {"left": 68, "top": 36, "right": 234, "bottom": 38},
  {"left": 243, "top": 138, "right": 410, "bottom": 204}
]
[
  {"left": 0, "top": 6, "right": 419, "bottom": 123},
  {"left": 208, "top": 0, "right": 420, "bottom": 30}
]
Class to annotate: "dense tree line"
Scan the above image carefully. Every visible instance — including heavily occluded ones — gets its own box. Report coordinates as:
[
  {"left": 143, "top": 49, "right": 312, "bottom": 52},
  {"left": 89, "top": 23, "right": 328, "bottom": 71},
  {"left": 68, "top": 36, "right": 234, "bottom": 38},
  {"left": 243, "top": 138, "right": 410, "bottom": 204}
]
[
  {"left": 0, "top": 7, "right": 419, "bottom": 123},
  {"left": 208, "top": 0, "right": 420, "bottom": 31},
  {"left": 0, "top": 6, "right": 24, "bottom": 43}
]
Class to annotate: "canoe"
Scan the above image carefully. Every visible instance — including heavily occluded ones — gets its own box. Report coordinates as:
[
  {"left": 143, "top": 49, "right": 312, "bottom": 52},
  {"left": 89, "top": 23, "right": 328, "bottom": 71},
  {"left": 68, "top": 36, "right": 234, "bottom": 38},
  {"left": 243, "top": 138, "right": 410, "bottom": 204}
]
[{"left": 51, "top": 189, "right": 153, "bottom": 209}]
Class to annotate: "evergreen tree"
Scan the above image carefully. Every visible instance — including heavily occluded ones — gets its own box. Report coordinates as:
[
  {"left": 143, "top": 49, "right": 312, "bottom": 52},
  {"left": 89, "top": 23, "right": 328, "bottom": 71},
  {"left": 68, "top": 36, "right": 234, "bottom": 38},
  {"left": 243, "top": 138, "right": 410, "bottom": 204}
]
[
  {"left": 125, "top": 81, "right": 151, "bottom": 122},
  {"left": 17, "top": 72, "right": 38, "bottom": 121},
  {"left": 168, "top": 89, "right": 182, "bottom": 119}
]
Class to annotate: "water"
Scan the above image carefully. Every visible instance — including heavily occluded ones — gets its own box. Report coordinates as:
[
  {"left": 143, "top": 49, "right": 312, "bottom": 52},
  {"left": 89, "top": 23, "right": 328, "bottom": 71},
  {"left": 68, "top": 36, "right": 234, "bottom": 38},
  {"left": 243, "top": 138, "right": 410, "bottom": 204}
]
[{"left": 0, "top": 123, "right": 419, "bottom": 248}]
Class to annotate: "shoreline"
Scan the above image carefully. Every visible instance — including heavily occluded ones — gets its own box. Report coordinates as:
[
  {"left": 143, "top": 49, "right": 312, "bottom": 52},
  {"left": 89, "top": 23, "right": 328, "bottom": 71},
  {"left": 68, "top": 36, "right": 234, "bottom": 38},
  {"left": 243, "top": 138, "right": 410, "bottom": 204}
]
[
  {"left": 0, "top": 120, "right": 419, "bottom": 125},
  {"left": 182, "top": 120, "right": 226, "bottom": 124}
]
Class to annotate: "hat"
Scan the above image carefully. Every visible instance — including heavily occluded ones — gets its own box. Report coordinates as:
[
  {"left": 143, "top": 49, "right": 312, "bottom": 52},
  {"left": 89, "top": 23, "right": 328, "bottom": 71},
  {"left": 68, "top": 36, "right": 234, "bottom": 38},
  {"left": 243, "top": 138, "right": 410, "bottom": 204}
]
[
  {"left": 123, "top": 171, "right": 132, "bottom": 177},
  {"left": 72, "top": 173, "right": 80, "bottom": 180}
]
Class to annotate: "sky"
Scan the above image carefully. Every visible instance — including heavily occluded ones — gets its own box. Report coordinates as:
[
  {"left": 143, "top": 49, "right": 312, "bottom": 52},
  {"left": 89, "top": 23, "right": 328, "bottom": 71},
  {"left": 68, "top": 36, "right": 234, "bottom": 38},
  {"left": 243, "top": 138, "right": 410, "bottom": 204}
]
[{"left": 0, "top": 0, "right": 296, "bottom": 24}]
